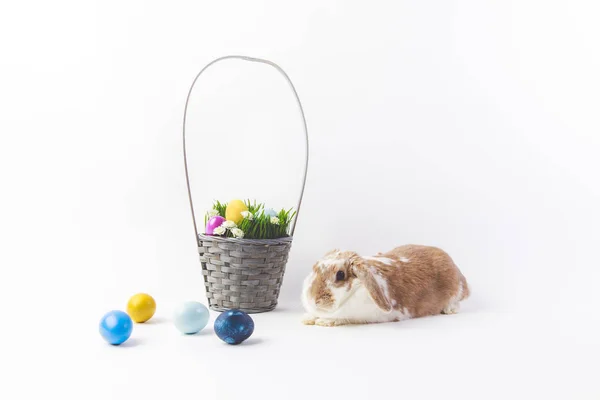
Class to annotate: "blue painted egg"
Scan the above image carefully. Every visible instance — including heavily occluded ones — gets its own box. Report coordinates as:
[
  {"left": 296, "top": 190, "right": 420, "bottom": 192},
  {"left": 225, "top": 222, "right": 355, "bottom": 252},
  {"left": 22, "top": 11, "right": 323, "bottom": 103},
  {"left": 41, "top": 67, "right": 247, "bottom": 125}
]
[
  {"left": 173, "top": 301, "right": 210, "bottom": 334},
  {"left": 99, "top": 310, "right": 133, "bottom": 345},
  {"left": 263, "top": 208, "right": 277, "bottom": 218},
  {"left": 214, "top": 309, "right": 254, "bottom": 345}
]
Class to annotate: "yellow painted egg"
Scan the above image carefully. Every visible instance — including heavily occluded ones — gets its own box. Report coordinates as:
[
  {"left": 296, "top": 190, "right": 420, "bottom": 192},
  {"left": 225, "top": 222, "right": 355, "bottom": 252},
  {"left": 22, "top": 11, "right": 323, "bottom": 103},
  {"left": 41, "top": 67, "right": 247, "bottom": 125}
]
[
  {"left": 225, "top": 199, "right": 248, "bottom": 224},
  {"left": 126, "top": 293, "right": 156, "bottom": 323}
]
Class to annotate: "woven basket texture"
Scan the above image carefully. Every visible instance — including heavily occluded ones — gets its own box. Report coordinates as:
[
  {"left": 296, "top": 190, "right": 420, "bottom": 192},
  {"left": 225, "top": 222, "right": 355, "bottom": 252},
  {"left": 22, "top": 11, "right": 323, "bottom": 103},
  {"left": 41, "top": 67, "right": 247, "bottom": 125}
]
[{"left": 197, "top": 233, "right": 293, "bottom": 313}]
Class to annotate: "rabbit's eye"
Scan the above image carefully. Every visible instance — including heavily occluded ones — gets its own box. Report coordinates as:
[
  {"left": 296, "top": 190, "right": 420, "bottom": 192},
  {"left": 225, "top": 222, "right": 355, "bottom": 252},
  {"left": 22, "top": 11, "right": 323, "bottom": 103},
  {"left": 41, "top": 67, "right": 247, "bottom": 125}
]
[{"left": 335, "top": 271, "right": 345, "bottom": 281}]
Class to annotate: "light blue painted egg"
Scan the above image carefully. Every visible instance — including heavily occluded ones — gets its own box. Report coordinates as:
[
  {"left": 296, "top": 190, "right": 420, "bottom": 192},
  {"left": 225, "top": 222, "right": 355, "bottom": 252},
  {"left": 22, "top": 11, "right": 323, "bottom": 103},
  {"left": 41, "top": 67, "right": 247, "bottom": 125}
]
[
  {"left": 173, "top": 301, "right": 210, "bottom": 334},
  {"left": 264, "top": 208, "right": 277, "bottom": 218}
]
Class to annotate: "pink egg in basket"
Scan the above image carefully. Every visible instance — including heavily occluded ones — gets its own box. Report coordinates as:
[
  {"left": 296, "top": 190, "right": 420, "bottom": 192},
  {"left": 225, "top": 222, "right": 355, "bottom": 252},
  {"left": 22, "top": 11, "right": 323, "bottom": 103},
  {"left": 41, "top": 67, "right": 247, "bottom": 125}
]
[{"left": 206, "top": 216, "right": 226, "bottom": 235}]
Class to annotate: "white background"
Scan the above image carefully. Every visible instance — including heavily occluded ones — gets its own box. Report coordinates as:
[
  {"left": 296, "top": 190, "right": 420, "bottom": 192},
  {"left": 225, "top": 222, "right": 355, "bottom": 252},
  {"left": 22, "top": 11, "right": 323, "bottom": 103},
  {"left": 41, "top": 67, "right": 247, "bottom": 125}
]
[{"left": 1, "top": 1, "right": 599, "bottom": 399}]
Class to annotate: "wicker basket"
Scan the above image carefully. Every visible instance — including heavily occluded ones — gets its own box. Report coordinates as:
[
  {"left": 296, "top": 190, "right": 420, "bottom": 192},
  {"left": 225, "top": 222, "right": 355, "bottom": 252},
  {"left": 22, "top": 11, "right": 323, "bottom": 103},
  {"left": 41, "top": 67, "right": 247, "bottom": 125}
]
[
  {"left": 182, "top": 55, "right": 309, "bottom": 313},
  {"left": 197, "top": 235, "right": 293, "bottom": 312}
]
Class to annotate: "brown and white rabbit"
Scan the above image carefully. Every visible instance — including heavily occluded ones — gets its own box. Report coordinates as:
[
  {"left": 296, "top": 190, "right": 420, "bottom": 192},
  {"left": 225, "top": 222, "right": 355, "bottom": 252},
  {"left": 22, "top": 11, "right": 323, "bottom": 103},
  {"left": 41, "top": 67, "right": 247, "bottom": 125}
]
[{"left": 301, "top": 245, "right": 470, "bottom": 326}]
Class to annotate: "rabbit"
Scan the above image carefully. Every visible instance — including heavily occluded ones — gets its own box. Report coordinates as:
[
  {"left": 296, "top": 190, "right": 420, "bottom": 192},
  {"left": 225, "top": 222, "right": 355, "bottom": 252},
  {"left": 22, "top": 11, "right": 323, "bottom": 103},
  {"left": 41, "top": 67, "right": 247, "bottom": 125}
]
[{"left": 301, "top": 245, "right": 470, "bottom": 327}]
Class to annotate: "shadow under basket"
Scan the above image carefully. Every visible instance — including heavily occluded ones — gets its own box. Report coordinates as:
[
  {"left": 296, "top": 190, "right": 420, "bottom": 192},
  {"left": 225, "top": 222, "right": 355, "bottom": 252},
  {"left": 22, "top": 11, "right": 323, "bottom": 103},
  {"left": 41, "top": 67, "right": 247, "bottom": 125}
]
[{"left": 197, "top": 233, "right": 293, "bottom": 313}]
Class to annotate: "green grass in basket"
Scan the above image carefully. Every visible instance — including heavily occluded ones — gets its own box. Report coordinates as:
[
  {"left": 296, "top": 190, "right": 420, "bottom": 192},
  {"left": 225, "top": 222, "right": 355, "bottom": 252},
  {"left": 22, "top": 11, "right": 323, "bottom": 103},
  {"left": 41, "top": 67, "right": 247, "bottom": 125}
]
[
  {"left": 204, "top": 199, "right": 295, "bottom": 240},
  {"left": 204, "top": 200, "right": 228, "bottom": 226}
]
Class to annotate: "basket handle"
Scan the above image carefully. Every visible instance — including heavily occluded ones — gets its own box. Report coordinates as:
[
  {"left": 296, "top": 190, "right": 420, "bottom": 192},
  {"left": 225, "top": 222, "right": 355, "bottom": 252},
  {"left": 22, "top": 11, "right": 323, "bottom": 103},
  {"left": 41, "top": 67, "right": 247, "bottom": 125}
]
[{"left": 182, "top": 55, "right": 310, "bottom": 242}]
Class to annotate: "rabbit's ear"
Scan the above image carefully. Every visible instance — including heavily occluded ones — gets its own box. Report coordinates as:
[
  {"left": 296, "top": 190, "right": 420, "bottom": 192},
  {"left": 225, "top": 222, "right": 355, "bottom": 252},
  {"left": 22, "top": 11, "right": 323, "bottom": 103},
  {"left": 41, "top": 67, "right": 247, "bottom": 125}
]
[
  {"left": 351, "top": 260, "right": 393, "bottom": 313},
  {"left": 323, "top": 248, "right": 340, "bottom": 258}
]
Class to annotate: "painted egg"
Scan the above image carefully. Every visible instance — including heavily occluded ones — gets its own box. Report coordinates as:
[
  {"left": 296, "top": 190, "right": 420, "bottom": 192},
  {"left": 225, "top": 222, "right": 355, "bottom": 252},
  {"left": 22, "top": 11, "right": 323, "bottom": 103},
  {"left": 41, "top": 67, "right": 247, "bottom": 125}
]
[
  {"left": 173, "top": 301, "right": 210, "bottom": 334},
  {"left": 225, "top": 200, "right": 248, "bottom": 224},
  {"left": 99, "top": 310, "right": 133, "bottom": 345},
  {"left": 206, "top": 216, "right": 225, "bottom": 235},
  {"left": 263, "top": 208, "right": 277, "bottom": 218},
  {"left": 214, "top": 309, "right": 254, "bottom": 345},
  {"left": 126, "top": 293, "right": 156, "bottom": 323}
]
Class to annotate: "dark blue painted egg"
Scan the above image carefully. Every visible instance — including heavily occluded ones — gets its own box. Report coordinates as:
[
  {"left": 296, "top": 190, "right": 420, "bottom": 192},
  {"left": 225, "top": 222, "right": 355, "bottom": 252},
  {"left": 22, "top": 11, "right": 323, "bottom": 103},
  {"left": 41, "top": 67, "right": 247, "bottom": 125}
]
[{"left": 214, "top": 309, "right": 254, "bottom": 345}]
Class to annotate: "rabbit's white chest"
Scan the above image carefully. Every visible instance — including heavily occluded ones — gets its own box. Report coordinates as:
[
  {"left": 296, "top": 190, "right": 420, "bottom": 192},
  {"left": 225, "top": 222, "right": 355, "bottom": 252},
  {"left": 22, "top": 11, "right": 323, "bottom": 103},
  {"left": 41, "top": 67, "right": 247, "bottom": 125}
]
[
  {"left": 330, "top": 285, "right": 411, "bottom": 323},
  {"left": 302, "top": 283, "right": 410, "bottom": 324}
]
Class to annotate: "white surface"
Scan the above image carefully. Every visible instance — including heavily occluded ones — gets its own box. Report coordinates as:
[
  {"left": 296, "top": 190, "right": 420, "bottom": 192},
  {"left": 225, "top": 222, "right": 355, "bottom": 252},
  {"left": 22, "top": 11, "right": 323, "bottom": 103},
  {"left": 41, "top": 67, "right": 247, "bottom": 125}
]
[{"left": 1, "top": 1, "right": 599, "bottom": 399}]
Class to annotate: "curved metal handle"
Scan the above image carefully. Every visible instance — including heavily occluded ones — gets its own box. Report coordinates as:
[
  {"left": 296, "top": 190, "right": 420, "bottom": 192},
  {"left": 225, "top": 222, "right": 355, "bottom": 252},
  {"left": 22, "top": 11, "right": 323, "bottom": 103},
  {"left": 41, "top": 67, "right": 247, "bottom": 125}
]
[{"left": 182, "top": 55, "right": 310, "bottom": 242}]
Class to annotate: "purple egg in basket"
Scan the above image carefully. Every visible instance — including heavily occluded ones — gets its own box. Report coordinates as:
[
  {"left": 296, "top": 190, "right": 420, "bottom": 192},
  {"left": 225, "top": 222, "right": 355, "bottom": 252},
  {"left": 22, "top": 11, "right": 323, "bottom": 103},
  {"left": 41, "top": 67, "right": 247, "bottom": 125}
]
[{"left": 206, "top": 216, "right": 226, "bottom": 235}]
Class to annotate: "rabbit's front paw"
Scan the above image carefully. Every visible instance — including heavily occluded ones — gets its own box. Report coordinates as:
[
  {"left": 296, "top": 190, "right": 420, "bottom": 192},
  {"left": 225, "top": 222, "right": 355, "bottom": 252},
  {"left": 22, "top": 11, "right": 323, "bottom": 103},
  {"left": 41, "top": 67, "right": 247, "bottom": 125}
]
[
  {"left": 315, "top": 318, "right": 345, "bottom": 327},
  {"left": 301, "top": 314, "right": 317, "bottom": 325}
]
